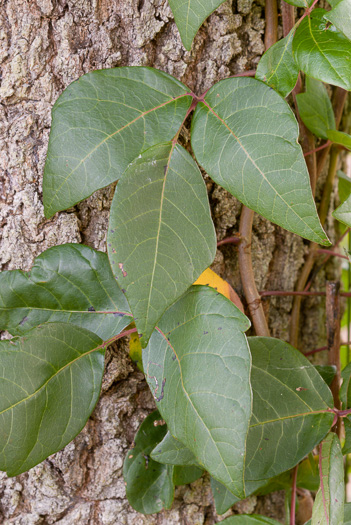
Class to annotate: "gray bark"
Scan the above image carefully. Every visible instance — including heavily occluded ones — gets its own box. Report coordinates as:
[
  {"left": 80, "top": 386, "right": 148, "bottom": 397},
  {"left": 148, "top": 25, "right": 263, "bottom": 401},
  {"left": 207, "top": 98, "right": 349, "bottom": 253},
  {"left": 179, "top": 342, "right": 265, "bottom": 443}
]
[{"left": 0, "top": 0, "right": 340, "bottom": 523}]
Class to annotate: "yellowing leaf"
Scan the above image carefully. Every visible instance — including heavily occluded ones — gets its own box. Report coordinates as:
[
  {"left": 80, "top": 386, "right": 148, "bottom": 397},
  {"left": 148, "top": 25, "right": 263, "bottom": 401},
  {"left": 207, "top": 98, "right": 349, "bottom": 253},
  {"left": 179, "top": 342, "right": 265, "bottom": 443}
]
[
  {"left": 194, "top": 268, "right": 244, "bottom": 312},
  {"left": 129, "top": 331, "right": 143, "bottom": 372}
]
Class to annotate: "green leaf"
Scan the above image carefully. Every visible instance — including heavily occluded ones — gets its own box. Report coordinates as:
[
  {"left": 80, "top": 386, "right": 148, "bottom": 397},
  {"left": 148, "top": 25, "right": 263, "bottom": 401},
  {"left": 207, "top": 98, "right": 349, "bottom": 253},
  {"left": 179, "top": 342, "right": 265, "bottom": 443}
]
[
  {"left": 333, "top": 194, "right": 351, "bottom": 228},
  {"left": 256, "top": 31, "right": 299, "bottom": 97},
  {"left": 173, "top": 465, "right": 204, "bottom": 485},
  {"left": 245, "top": 337, "right": 334, "bottom": 482},
  {"left": 168, "top": 0, "right": 226, "bottom": 50},
  {"left": 338, "top": 170, "right": 351, "bottom": 203},
  {"left": 151, "top": 431, "right": 200, "bottom": 466},
  {"left": 345, "top": 503, "right": 351, "bottom": 524},
  {"left": 191, "top": 77, "right": 330, "bottom": 246},
  {"left": 0, "top": 323, "right": 104, "bottom": 476},
  {"left": 211, "top": 477, "right": 239, "bottom": 514},
  {"left": 292, "top": 9, "right": 351, "bottom": 90},
  {"left": 324, "top": 0, "right": 351, "bottom": 41},
  {"left": 315, "top": 365, "right": 337, "bottom": 386},
  {"left": 143, "top": 286, "right": 251, "bottom": 499},
  {"left": 0, "top": 244, "right": 132, "bottom": 341},
  {"left": 43, "top": 67, "right": 193, "bottom": 217},
  {"left": 311, "top": 433, "right": 344, "bottom": 525},
  {"left": 343, "top": 416, "right": 351, "bottom": 454},
  {"left": 123, "top": 411, "right": 174, "bottom": 514},
  {"left": 327, "top": 130, "right": 351, "bottom": 150},
  {"left": 107, "top": 142, "right": 216, "bottom": 347},
  {"left": 340, "top": 362, "right": 351, "bottom": 408},
  {"left": 296, "top": 77, "right": 336, "bottom": 139},
  {"left": 219, "top": 516, "right": 283, "bottom": 524},
  {"left": 280, "top": 0, "right": 313, "bottom": 8}
]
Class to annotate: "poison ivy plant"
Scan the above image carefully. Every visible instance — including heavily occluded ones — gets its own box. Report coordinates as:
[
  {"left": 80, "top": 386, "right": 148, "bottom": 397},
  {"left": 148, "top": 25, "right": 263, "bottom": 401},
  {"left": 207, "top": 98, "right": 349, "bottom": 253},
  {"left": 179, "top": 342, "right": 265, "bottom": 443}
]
[
  {"left": 143, "top": 286, "right": 252, "bottom": 498},
  {"left": 293, "top": 9, "right": 351, "bottom": 90},
  {"left": 324, "top": 0, "right": 351, "bottom": 41},
  {"left": 256, "top": 30, "right": 299, "bottom": 97},
  {"left": 0, "top": 323, "right": 105, "bottom": 476},
  {"left": 245, "top": 337, "right": 334, "bottom": 482},
  {"left": 2, "top": 0, "right": 351, "bottom": 520},
  {"left": 296, "top": 77, "right": 336, "bottom": 139},
  {"left": 191, "top": 77, "right": 329, "bottom": 246},
  {"left": 123, "top": 411, "right": 174, "bottom": 514},
  {"left": 107, "top": 142, "right": 216, "bottom": 347},
  {"left": 43, "top": 68, "right": 193, "bottom": 217},
  {"left": 0, "top": 244, "right": 132, "bottom": 340},
  {"left": 311, "top": 433, "right": 344, "bottom": 525},
  {"left": 168, "top": 0, "right": 226, "bottom": 50}
]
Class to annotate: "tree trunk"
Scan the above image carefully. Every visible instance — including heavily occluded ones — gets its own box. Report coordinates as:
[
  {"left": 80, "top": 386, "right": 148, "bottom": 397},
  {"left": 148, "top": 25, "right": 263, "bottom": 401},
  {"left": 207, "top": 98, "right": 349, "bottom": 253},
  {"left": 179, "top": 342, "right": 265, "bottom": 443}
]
[{"left": 0, "top": 0, "right": 340, "bottom": 523}]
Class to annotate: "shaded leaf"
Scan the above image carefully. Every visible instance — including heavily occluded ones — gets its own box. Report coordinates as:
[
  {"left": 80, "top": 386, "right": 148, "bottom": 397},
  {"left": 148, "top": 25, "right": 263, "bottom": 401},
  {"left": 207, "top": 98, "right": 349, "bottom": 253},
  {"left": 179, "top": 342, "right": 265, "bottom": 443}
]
[
  {"left": 293, "top": 9, "right": 351, "bottom": 90},
  {"left": 211, "top": 477, "right": 239, "bottom": 514},
  {"left": 168, "top": 0, "right": 226, "bottom": 50},
  {"left": 338, "top": 171, "right": 351, "bottom": 204},
  {"left": 343, "top": 417, "right": 351, "bottom": 454},
  {"left": 107, "top": 142, "right": 216, "bottom": 347},
  {"left": 324, "top": 0, "right": 351, "bottom": 41},
  {"left": 315, "top": 365, "right": 337, "bottom": 386},
  {"left": 245, "top": 337, "right": 334, "bottom": 481},
  {"left": 219, "top": 516, "right": 283, "bottom": 524},
  {"left": 327, "top": 130, "right": 351, "bottom": 150},
  {"left": 191, "top": 77, "right": 329, "bottom": 245},
  {"left": 281, "top": 0, "right": 313, "bottom": 7},
  {"left": 151, "top": 431, "right": 200, "bottom": 466},
  {"left": 143, "top": 286, "right": 251, "bottom": 499},
  {"left": 0, "top": 244, "right": 132, "bottom": 341},
  {"left": 296, "top": 77, "right": 336, "bottom": 139},
  {"left": 43, "top": 67, "right": 193, "bottom": 217},
  {"left": 345, "top": 503, "right": 351, "bottom": 524},
  {"left": 256, "top": 30, "right": 299, "bottom": 97},
  {"left": 311, "top": 433, "right": 344, "bottom": 525},
  {"left": 333, "top": 194, "right": 351, "bottom": 228},
  {"left": 123, "top": 411, "right": 174, "bottom": 514},
  {"left": 0, "top": 323, "right": 104, "bottom": 476},
  {"left": 173, "top": 465, "right": 204, "bottom": 485}
]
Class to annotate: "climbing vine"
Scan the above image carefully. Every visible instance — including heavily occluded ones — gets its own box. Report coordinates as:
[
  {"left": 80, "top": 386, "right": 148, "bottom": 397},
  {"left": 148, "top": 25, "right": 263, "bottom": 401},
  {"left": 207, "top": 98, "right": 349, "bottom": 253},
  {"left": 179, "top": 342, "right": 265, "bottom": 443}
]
[{"left": 1, "top": 0, "right": 351, "bottom": 523}]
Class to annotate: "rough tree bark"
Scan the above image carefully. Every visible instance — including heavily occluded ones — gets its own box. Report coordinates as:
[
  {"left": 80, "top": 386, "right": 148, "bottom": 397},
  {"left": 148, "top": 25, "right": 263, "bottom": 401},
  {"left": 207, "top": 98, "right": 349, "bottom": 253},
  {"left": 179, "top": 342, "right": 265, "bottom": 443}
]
[{"left": 0, "top": 0, "right": 341, "bottom": 523}]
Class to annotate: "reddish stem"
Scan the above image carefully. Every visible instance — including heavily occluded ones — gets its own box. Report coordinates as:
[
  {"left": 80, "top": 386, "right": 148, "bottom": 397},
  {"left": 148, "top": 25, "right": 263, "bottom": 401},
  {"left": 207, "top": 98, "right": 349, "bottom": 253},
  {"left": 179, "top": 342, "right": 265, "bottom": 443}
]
[
  {"left": 317, "top": 248, "right": 348, "bottom": 260},
  {"left": 100, "top": 327, "right": 138, "bottom": 350},
  {"left": 217, "top": 236, "right": 241, "bottom": 247},
  {"left": 304, "top": 340, "right": 351, "bottom": 356},
  {"left": 304, "top": 141, "right": 331, "bottom": 157}
]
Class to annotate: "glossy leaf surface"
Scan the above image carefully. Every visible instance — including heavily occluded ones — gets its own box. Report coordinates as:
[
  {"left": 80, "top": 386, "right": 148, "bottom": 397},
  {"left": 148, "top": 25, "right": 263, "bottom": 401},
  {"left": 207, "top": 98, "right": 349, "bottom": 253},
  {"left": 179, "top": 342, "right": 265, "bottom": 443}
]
[
  {"left": 327, "top": 130, "right": 351, "bottom": 150},
  {"left": 151, "top": 431, "right": 200, "bottom": 466},
  {"left": 296, "top": 77, "right": 336, "bottom": 139},
  {"left": 0, "top": 323, "right": 104, "bottom": 476},
  {"left": 43, "top": 67, "right": 192, "bottom": 217},
  {"left": 0, "top": 244, "right": 132, "bottom": 341},
  {"left": 143, "top": 286, "right": 251, "bottom": 499},
  {"left": 293, "top": 9, "right": 351, "bottom": 90},
  {"left": 256, "top": 31, "right": 299, "bottom": 97},
  {"left": 123, "top": 411, "right": 174, "bottom": 514},
  {"left": 245, "top": 337, "right": 334, "bottom": 481},
  {"left": 107, "top": 142, "right": 216, "bottom": 347},
  {"left": 324, "top": 0, "right": 351, "bottom": 41},
  {"left": 191, "top": 77, "right": 329, "bottom": 245},
  {"left": 311, "top": 433, "right": 344, "bottom": 525},
  {"left": 168, "top": 0, "right": 226, "bottom": 50}
]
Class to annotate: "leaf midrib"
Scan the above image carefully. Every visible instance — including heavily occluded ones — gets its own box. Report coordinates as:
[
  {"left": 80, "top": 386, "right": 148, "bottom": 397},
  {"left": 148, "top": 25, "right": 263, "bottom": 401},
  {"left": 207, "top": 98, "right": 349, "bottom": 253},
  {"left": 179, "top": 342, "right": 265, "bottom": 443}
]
[
  {"left": 0, "top": 344, "right": 102, "bottom": 417},
  {"left": 201, "top": 98, "right": 324, "bottom": 242},
  {"left": 46, "top": 92, "right": 191, "bottom": 210}
]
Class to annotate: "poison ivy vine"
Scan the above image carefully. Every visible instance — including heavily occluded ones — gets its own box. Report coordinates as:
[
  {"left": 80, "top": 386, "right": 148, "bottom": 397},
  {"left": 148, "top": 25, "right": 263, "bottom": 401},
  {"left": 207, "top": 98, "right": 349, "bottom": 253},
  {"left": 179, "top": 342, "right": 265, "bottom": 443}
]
[{"left": 1, "top": 0, "right": 351, "bottom": 523}]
